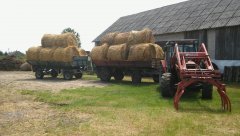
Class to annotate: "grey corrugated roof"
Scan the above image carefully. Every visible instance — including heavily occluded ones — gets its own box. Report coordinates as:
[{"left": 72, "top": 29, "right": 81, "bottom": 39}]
[{"left": 93, "top": 0, "right": 240, "bottom": 42}]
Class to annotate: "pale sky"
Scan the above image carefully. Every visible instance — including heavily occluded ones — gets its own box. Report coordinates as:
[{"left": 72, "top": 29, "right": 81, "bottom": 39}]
[{"left": 0, "top": 0, "right": 186, "bottom": 53}]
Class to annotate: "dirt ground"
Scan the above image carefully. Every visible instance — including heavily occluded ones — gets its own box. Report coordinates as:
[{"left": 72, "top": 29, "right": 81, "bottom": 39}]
[{"left": 0, "top": 71, "right": 105, "bottom": 135}]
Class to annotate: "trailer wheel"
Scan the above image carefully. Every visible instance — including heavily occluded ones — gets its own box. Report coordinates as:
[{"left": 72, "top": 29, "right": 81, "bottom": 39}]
[
  {"left": 152, "top": 75, "right": 159, "bottom": 83},
  {"left": 51, "top": 69, "right": 58, "bottom": 78},
  {"left": 202, "top": 84, "right": 213, "bottom": 99},
  {"left": 99, "top": 68, "right": 111, "bottom": 82},
  {"left": 160, "top": 73, "right": 174, "bottom": 97},
  {"left": 35, "top": 69, "right": 44, "bottom": 79},
  {"left": 131, "top": 71, "right": 141, "bottom": 84},
  {"left": 75, "top": 73, "right": 83, "bottom": 79},
  {"left": 113, "top": 71, "right": 124, "bottom": 81},
  {"left": 64, "top": 71, "right": 73, "bottom": 80}
]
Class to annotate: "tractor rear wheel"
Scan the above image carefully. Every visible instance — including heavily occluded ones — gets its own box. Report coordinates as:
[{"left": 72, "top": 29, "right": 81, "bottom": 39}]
[
  {"left": 160, "top": 73, "right": 175, "bottom": 97},
  {"left": 113, "top": 70, "right": 124, "bottom": 81},
  {"left": 131, "top": 71, "right": 142, "bottom": 84},
  {"left": 202, "top": 84, "right": 213, "bottom": 99},
  {"left": 35, "top": 69, "right": 44, "bottom": 79}
]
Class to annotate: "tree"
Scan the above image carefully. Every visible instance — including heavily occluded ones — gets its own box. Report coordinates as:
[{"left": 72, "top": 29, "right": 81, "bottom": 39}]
[
  {"left": 0, "top": 51, "right": 3, "bottom": 56},
  {"left": 62, "top": 27, "right": 81, "bottom": 48}
]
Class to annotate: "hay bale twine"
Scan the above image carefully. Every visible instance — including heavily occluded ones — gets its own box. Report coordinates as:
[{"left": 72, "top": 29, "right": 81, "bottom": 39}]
[
  {"left": 41, "top": 33, "right": 78, "bottom": 48},
  {"left": 107, "top": 44, "right": 128, "bottom": 61},
  {"left": 64, "top": 46, "right": 80, "bottom": 62},
  {"left": 113, "top": 32, "right": 131, "bottom": 45},
  {"left": 152, "top": 44, "right": 164, "bottom": 59},
  {"left": 128, "top": 43, "right": 156, "bottom": 61},
  {"left": 20, "top": 62, "right": 32, "bottom": 71},
  {"left": 128, "top": 28, "right": 155, "bottom": 45},
  {"left": 100, "top": 32, "right": 119, "bottom": 45},
  {"left": 39, "top": 48, "right": 56, "bottom": 61},
  {"left": 79, "top": 48, "right": 87, "bottom": 56},
  {"left": 90, "top": 43, "right": 109, "bottom": 61},
  {"left": 26, "top": 46, "right": 42, "bottom": 61}
]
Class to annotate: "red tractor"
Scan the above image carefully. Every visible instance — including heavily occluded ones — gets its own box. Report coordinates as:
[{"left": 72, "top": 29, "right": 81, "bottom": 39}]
[{"left": 160, "top": 39, "right": 231, "bottom": 111}]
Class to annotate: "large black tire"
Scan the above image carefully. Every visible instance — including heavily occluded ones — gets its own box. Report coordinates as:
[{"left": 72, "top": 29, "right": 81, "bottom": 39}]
[
  {"left": 75, "top": 73, "right": 83, "bottom": 79},
  {"left": 99, "top": 68, "right": 111, "bottom": 82},
  {"left": 152, "top": 75, "right": 159, "bottom": 83},
  {"left": 51, "top": 69, "right": 58, "bottom": 78},
  {"left": 202, "top": 84, "right": 213, "bottom": 99},
  {"left": 113, "top": 70, "right": 124, "bottom": 81},
  {"left": 63, "top": 71, "right": 73, "bottom": 80},
  {"left": 35, "top": 69, "right": 44, "bottom": 79},
  {"left": 160, "top": 73, "right": 175, "bottom": 97},
  {"left": 131, "top": 71, "right": 142, "bottom": 84}
]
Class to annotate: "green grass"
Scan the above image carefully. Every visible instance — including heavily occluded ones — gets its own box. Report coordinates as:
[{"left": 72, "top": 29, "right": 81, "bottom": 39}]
[{"left": 21, "top": 81, "right": 240, "bottom": 136}]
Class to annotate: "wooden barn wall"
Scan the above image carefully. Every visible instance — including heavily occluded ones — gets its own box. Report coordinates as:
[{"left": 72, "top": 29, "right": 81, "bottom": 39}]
[
  {"left": 184, "top": 30, "right": 208, "bottom": 48},
  {"left": 215, "top": 26, "right": 240, "bottom": 60}
]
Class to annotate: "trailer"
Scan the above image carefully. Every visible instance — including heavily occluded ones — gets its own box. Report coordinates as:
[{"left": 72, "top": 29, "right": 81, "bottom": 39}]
[
  {"left": 27, "top": 56, "right": 88, "bottom": 80},
  {"left": 92, "top": 58, "right": 162, "bottom": 84}
]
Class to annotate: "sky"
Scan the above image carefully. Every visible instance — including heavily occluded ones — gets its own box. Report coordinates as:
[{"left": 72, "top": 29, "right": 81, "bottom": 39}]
[{"left": 0, "top": 0, "right": 186, "bottom": 53}]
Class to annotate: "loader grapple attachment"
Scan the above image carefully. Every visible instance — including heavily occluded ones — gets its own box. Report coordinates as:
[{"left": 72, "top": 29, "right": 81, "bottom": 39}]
[{"left": 173, "top": 43, "right": 231, "bottom": 111}]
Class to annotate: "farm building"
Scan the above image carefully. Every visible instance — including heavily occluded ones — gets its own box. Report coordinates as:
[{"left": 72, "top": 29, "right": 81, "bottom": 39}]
[{"left": 93, "top": 0, "right": 240, "bottom": 73}]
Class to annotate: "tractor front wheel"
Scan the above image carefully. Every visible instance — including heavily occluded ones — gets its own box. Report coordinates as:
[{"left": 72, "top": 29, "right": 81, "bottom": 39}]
[
  {"left": 51, "top": 69, "right": 58, "bottom": 78},
  {"left": 113, "top": 70, "right": 124, "bottom": 81},
  {"left": 131, "top": 71, "right": 142, "bottom": 84},
  {"left": 35, "top": 69, "right": 44, "bottom": 79},
  {"left": 99, "top": 68, "right": 111, "bottom": 82},
  {"left": 160, "top": 73, "right": 175, "bottom": 97},
  {"left": 75, "top": 73, "right": 83, "bottom": 79},
  {"left": 202, "top": 84, "right": 213, "bottom": 99},
  {"left": 64, "top": 71, "right": 73, "bottom": 80}
]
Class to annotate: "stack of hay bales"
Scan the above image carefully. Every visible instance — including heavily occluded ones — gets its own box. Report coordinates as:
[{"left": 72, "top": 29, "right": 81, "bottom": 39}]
[
  {"left": 26, "top": 33, "right": 86, "bottom": 63},
  {"left": 91, "top": 28, "right": 164, "bottom": 61}
]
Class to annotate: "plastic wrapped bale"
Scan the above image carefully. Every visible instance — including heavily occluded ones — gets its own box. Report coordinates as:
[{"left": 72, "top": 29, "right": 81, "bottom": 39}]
[
  {"left": 128, "top": 28, "right": 155, "bottom": 45},
  {"left": 79, "top": 48, "right": 87, "bottom": 56},
  {"left": 128, "top": 43, "right": 156, "bottom": 61},
  {"left": 113, "top": 32, "right": 131, "bottom": 45},
  {"left": 107, "top": 44, "right": 128, "bottom": 61},
  {"left": 100, "top": 32, "right": 119, "bottom": 45},
  {"left": 41, "top": 33, "right": 78, "bottom": 48},
  {"left": 152, "top": 44, "right": 164, "bottom": 59},
  {"left": 26, "top": 46, "right": 42, "bottom": 61},
  {"left": 64, "top": 46, "right": 80, "bottom": 62},
  {"left": 20, "top": 62, "right": 32, "bottom": 71},
  {"left": 90, "top": 43, "right": 109, "bottom": 61},
  {"left": 39, "top": 48, "right": 57, "bottom": 61}
]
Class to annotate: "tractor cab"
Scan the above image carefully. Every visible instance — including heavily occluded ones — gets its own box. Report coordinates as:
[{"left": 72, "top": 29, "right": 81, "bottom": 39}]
[{"left": 164, "top": 39, "right": 199, "bottom": 72}]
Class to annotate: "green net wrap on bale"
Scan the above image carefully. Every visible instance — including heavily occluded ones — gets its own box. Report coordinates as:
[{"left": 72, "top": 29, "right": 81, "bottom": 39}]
[
  {"left": 107, "top": 44, "right": 128, "bottom": 61},
  {"left": 152, "top": 44, "right": 164, "bottom": 59},
  {"left": 100, "top": 32, "right": 119, "bottom": 45},
  {"left": 79, "top": 48, "right": 87, "bottom": 56},
  {"left": 113, "top": 32, "right": 131, "bottom": 45},
  {"left": 90, "top": 43, "right": 109, "bottom": 61},
  {"left": 128, "top": 28, "right": 155, "bottom": 45},
  {"left": 39, "top": 48, "right": 57, "bottom": 61},
  {"left": 41, "top": 33, "right": 78, "bottom": 48},
  {"left": 128, "top": 43, "right": 156, "bottom": 61},
  {"left": 26, "top": 46, "right": 42, "bottom": 61}
]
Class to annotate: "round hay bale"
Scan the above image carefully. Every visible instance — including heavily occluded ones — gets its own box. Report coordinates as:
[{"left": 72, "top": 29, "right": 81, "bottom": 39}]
[
  {"left": 90, "top": 43, "right": 109, "bottom": 61},
  {"left": 107, "top": 44, "right": 128, "bottom": 61},
  {"left": 39, "top": 48, "right": 57, "bottom": 61},
  {"left": 128, "top": 43, "right": 156, "bottom": 61},
  {"left": 53, "top": 48, "right": 65, "bottom": 62},
  {"left": 41, "top": 33, "right": 78, "bottom": 48},
  {"left": 128, "top": 28, "right": 155, "bottom": 45},
  {"left": 20, "top": 62, "right": 32, "bottom": 71},
  {"left": 100, "top": 32, "right": 119, "bottom": 45},
  {"left": 152, "top": 44, "right": 164, "bottom": 59},
  {"left": 78, "top": 48, "right": 87, "bottom": 56},
  {"left": 113, "top": 32, "right": 131, "bottom": 45},
  {"left": 26, "top": 46, "right": 42, "bottom": 61},
  {"left": 64, "top": 46, "right": 80, "bottom": 62}
]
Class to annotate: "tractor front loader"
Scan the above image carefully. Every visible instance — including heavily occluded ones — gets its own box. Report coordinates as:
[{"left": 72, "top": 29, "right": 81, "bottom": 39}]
[{"left": 160, "top": 40, "right": 231, "bottom": 111}]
